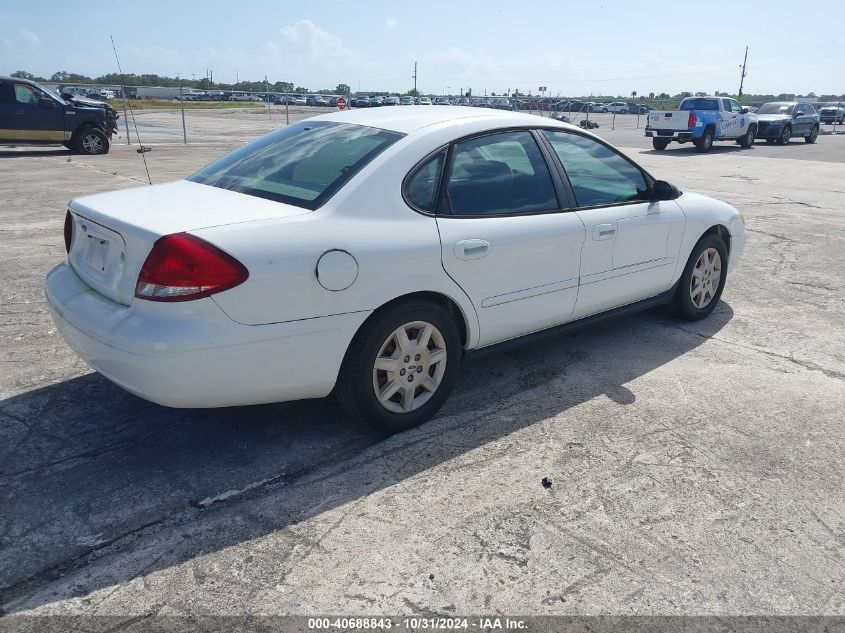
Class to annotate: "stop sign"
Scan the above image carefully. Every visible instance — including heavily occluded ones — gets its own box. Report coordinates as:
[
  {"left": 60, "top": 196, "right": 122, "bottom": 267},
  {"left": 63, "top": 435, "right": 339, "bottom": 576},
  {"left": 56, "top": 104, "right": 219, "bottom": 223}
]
[{"left": 337, "top": 97, "right": 347, "bottom": 111}]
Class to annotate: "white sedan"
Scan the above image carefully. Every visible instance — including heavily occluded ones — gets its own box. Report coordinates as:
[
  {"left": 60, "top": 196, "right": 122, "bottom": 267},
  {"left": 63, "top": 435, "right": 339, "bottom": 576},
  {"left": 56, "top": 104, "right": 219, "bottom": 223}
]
[{"left": 46, "top": 107, "right": 746, "bottom": 432}]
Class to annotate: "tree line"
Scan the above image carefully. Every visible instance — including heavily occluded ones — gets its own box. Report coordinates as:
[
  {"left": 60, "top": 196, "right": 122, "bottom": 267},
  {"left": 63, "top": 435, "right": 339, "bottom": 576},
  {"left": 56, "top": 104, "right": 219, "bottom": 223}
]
[{"left": 8, "top": 70, "right": 844, "bottom": 101}]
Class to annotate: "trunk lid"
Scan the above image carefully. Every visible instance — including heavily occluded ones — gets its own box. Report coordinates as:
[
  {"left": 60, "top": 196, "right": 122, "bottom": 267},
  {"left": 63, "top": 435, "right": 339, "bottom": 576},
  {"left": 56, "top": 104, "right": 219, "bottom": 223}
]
[{"left": 67, "top": 180, "right": 311, "bottom": 305}]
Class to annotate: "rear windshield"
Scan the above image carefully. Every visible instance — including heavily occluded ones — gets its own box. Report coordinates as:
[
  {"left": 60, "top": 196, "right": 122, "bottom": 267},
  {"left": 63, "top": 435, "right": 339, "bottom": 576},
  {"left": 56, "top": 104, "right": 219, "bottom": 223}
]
[
  {"left": 680, "top": 98, "right": 719, "bottom": 111},
  {"left": 189, "top": 121, "right": 404, "bottom": 209}
]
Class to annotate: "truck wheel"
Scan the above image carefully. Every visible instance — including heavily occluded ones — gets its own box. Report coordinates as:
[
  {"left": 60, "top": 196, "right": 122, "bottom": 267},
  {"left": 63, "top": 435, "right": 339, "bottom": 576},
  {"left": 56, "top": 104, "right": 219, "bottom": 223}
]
[
  {"left": 776, "top": 126, "right": 791, "bottom": 145},
  {"left": 804, "top": 125, "right": 819, "bottom": 143},
  {"left": 739, "top": 126, "right": 756, "bottom": 148},
  {"left": 652, "top": 138, "right": 670, "bottom": 151},
  {"left": 694, "top": 130, "right": 714, "bottom": 153},
  {"left": 75, "top": 127, "right": 110, "bottom": 155}
]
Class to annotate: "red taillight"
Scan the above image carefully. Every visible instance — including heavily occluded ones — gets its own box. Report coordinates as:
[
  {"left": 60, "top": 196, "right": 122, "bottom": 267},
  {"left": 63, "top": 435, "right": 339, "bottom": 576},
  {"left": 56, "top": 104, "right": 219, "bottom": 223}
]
[
  {"left": 135, "top": 233, "right": 249, "bottom": 302},
  {"left": 688, "top": 112, "right": 697, "bottom": 128},
  {"left": 64, "top": 211, "right": 73, "bottom": 253}
]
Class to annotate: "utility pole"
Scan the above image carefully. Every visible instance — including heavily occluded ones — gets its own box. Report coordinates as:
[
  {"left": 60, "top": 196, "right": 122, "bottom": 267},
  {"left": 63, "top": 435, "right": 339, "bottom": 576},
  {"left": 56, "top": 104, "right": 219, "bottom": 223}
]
[
  {"left": 412, "top": 61, "right": 418, "bottom": 93},
  {"left": 738, "top": 46, "right": 748, "bottom": 99}
]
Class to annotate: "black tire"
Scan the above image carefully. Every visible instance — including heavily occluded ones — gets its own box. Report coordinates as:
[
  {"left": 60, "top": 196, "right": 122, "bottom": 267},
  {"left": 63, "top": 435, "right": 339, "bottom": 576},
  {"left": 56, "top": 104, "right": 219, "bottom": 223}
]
[
  {"left": 335, "top": 299, "right": 462, "bottom": 433},
  {"left": 672, "top": 234, "right": 729, "bottom": 321},
  {"left": 776, "top": 126, "right": 791, "bottom": 145},
  {"left": 804, "top": 125, "right": 819, "bottom": 143},
  {"left": 694, "top": 130, "right": 714, "bottom": 153},
  {"left": 652, "top": 138, "right": 670, "bottom": 151},
  {"left": 74, "top": 127, "right": 109, "bottom": 155},
  {"left": 739, "top": 125, "right": 756, "bottom": 148}
]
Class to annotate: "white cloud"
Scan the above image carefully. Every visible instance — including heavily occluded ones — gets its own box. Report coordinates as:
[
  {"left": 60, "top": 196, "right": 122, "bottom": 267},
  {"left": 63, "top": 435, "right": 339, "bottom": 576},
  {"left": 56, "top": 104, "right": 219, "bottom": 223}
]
[
  {"left": 385, "top": 18, "right": 398, "bottom": 29},
  {"left": 19, "top": 29, "right": 40, "bottom": 46}
]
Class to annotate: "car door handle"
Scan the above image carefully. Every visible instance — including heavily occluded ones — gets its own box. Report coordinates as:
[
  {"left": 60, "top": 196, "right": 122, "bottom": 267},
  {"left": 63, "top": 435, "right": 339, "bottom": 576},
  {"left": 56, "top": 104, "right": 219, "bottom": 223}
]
[
  {"left": 592, "top": 224, "right": 616, "bottom": 240},
  {"left": 455, "top": 239, "right": 490, "bottom": 260}
]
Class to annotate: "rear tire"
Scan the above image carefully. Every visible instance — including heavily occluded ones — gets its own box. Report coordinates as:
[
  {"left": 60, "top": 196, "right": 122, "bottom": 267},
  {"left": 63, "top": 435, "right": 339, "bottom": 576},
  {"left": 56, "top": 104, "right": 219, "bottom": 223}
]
[
  {"left": 804, "top": 125, "right": 819, "bottom": 143},
  {"left": 335, "top": 299, "right": 462, "bottom": 434},
  {"left": 652, "top": 138, "right": 670, "bottom": 151},
  {"left": 672, "top": 234, "right": 728, "bottom": 321},
  {"left": 694, "top": 130, "right": 714, "bottom": 153}
]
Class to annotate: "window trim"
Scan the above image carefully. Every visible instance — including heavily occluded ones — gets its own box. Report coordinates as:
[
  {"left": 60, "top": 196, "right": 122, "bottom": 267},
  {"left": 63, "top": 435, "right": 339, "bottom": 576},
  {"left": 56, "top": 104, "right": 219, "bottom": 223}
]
[
  {"left": 412, "top": 127, "right": 571, "bottom": 219},
  {"left": 538, "top": 127, "right": 659, "bottom": 211}
]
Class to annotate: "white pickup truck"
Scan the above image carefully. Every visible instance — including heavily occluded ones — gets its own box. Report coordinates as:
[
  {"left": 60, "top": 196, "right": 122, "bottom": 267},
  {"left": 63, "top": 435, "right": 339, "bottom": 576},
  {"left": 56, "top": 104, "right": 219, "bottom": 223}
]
[{"left": 645, "top": 96, "right": 758, "bottom": 152}]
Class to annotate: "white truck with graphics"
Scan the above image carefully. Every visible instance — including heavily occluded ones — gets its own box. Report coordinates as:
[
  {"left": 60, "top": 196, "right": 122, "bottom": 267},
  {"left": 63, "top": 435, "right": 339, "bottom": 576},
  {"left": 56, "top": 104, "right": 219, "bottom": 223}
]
[{"left": 645, "top": 96, "right": 758, "bottom": 153}]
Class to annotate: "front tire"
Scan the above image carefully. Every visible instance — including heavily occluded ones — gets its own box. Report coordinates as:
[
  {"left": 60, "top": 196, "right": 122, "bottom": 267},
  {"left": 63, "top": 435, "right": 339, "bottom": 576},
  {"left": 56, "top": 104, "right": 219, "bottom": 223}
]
[
  {"left": 672, "top": 234, "right": 728, "bottom": 321},
  {"left": 335, "top": 300, "right": 462, "bottom": 433},
  {"left": 776, "top": 126, "right": 792, "bottom": 145},
  {"left": 739, "top": 126, "right": 756, "bottom": 148},
  {"left": 805, "top": 125, "right": 819, "bottom": 143},
  {"left": 74, "top": 127, "right": 109, "bottom": 155}
]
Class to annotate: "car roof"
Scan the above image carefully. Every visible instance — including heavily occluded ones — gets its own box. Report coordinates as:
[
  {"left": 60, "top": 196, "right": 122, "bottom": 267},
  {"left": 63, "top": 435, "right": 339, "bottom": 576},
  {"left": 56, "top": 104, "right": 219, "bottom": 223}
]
[{"left": 315, "top": 105, "right": 576, "bottom": 135}]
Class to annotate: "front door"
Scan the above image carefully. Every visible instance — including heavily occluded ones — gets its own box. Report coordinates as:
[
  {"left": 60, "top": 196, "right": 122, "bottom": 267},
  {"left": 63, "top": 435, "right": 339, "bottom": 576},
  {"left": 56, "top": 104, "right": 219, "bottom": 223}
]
[
  {"left": 8, "top": 82, "right": 65, "bottom": 143},
  {"left": 540, "top": 129, "right": 685, "bottom": 320},
  {"left": 426, "top": 130, "right": 586, "bottom": 346}
]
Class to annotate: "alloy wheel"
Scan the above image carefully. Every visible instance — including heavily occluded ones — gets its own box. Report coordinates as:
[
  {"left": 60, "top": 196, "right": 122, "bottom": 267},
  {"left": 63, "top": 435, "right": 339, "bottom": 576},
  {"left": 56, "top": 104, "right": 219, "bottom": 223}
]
[
  {"left": 82, "top": 133, "right": 103, "bottom": 154},
  {"left": 372, "top": 321, "right": 447, "bottom": 414},
  {"left": 690, "top": 248, "right": 722, "bottom": 309}
]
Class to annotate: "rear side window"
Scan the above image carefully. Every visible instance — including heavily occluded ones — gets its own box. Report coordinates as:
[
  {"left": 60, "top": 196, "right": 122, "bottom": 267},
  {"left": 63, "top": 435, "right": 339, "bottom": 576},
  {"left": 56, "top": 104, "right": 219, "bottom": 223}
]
[
  {"left": 544, "top": 131, "right": 649, "bottom": 207},
  {"left": 0, "top": 80, "right": 13, "bottom": 103},
  {"left": 189, "top": 121, "right": 403, "bottom": 210},
  {"left": 680, "top": 98, "right": 719, "bottom": 111},
  {"left": 445, "top": 131, "right": 558, "bottom": 216},
  {"left": 405, "top": 150, "right": 445, "bottom": 212}
]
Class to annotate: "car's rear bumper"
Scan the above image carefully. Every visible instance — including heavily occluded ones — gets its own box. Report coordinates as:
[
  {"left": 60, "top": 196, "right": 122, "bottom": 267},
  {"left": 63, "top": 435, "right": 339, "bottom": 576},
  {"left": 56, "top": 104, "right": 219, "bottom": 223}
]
[
  {"left": 645, "top": 129, "right": 694, "bottom": 142},
  {"left": 46, "top": 263, "right": 369, "bottom": 408}
]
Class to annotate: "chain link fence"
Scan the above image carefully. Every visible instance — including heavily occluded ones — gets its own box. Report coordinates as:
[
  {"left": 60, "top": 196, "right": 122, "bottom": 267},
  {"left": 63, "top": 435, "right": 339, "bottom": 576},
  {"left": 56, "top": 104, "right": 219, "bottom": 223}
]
[{"left": 54, "top": 84, "right": 844, "bottom": 147}]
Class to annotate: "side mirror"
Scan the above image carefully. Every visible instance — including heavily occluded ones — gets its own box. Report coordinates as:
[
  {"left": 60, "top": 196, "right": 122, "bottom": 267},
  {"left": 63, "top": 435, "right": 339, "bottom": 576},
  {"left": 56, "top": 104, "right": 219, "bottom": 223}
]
[
  {"left": 741, "top": 107, "right": 749, "bottom": 114},
  {"left": 794, "top": 111, "right": 804, "bottom": 117},
  {"left": 652, "top": 180, "right": 680, "bottom": 201},
  {"left": 38, "top": 97, "right": 55, "bottom": 109}
]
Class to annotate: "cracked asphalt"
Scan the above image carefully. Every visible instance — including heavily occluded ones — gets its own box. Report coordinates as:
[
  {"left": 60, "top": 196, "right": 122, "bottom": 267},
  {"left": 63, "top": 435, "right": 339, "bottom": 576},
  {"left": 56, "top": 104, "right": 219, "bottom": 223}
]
[{"left": 1, "top": 125, "right": 843, "bottom": 621}]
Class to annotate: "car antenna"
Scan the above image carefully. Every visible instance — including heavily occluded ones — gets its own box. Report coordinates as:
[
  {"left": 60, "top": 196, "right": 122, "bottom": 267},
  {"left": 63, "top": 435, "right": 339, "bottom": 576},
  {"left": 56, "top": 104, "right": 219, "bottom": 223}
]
[{"left": 110, "top": 35, "right": 152, "bottom": 185}]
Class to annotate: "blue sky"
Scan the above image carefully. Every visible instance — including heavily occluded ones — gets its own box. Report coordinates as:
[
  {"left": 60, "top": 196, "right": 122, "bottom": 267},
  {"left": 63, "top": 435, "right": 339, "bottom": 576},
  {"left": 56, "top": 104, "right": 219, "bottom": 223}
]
[{"left": 1, "top": 0, "right": 842, "bottom": 96}]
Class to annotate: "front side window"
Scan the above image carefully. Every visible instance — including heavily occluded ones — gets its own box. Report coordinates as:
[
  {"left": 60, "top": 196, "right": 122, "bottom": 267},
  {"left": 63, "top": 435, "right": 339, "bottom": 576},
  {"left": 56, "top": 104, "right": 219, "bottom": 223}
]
[
  {"left": 189, "top": 121, "right": 403, "bottom": 210},
  {"left": 543, "top": 131, "right": 649, "bottom": 207},
  {"left": 14, "top": 83, "right": 40, "bottom": 106},
  {"left": 729, "top": 99, "right": 743, "bottom": 114},
  {"left": 445, "top": 131, "right": 558, "bottom": 216}
]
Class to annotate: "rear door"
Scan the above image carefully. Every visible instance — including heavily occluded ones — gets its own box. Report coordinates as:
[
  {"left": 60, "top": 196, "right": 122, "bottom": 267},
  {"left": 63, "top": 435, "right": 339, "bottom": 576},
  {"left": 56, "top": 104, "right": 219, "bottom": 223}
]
[
  {"left": 429, "top": 129, "right": 586, "bottom": 347},
  {"left": 0, "top": 79, "right": 14, "bottom": 141},
  {"left": 794, "top": 103, "right": 812, "bottom": 135},
  {"left": 541, "top": 129, "right": 685, "bottom": 320}
]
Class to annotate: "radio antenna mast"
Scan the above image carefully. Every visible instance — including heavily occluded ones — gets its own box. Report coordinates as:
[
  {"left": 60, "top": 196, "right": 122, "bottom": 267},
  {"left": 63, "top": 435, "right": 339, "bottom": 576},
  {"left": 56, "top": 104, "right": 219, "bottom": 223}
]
[{"left": 110, "top": 35, "right": 152, "bottom": 184}]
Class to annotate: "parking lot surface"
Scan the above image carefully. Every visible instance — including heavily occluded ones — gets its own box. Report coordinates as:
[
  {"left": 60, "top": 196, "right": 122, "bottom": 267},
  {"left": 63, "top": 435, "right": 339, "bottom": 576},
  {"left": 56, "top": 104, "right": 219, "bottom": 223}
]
[{"left": 1, "top": 123, "right": 843, "bottom": 618}]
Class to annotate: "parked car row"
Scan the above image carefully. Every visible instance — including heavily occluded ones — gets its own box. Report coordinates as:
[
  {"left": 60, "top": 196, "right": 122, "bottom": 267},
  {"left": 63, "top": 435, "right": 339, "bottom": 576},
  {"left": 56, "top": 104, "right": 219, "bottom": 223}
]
[{"left": 645, "top": 97, "right": 820, "bottom": 152}]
